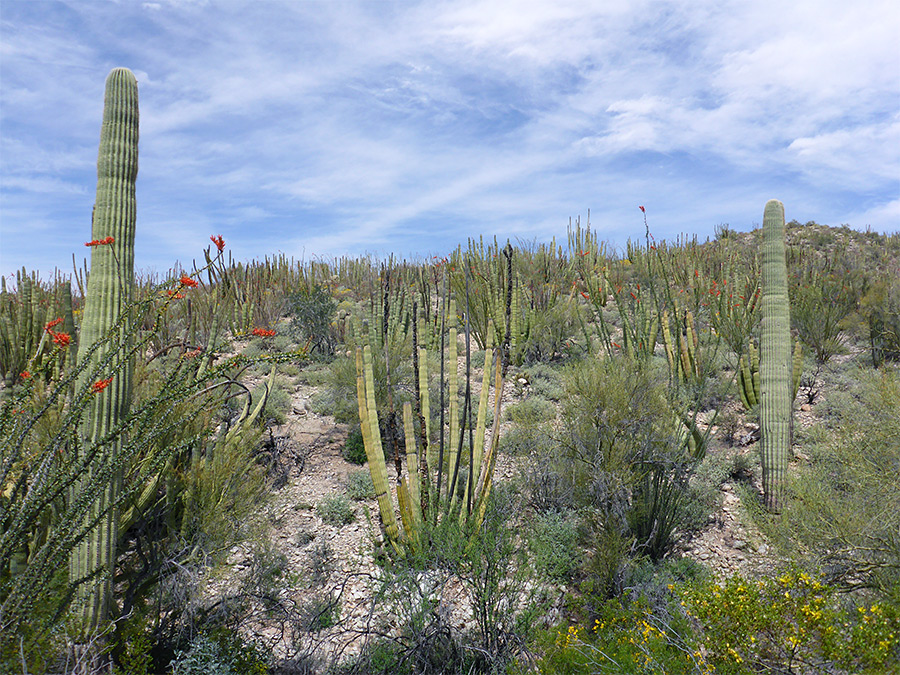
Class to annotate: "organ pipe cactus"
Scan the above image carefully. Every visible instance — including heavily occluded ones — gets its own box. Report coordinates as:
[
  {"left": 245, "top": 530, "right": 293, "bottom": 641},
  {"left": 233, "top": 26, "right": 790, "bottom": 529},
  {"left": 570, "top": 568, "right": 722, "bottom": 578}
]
[
  {"left": 355, "top": 252, "right": 513, "bottom": 555},
  {"left": 759, "top": 199, "right": 793, "bottom": 512},
  {"left": 70, "top": 68, "right": 138, "bottom": 650}
]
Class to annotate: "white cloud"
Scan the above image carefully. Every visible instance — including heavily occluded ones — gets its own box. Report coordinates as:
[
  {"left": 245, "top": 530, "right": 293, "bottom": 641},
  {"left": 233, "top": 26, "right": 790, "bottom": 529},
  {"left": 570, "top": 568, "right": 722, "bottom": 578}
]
[{"left": 1, "top": 0, "right": 898, "bottom": 278}]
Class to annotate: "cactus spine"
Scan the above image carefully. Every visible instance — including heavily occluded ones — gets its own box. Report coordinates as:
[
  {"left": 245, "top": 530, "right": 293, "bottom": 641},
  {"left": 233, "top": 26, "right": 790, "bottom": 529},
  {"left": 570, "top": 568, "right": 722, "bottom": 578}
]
[
  {"left": 759, "top": 199, "right": 792, "bottom": 512},
  {"left": 70, "top": 68, "right": 138, "bottom": 648}
]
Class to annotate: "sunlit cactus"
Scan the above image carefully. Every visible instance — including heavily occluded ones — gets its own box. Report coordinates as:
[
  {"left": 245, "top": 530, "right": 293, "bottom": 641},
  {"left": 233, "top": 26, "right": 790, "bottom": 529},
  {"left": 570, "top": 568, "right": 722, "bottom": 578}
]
[
  {"left": 759, "top": 199, "right": 793, "bottom": 512},
  {"left": 70, "top": 67, "right": 138, "bottom": 653}
]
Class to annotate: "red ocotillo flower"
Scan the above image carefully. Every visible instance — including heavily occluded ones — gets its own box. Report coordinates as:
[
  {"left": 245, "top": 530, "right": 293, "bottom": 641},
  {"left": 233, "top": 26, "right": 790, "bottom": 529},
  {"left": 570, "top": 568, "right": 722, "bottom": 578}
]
[
  {"left": 45, "top": 317, "right": 63, "bottom": 333},
  {"left": 85, "top": 236, "right": 115, "bottom": 247},
  {"left": 180, "top": 275, "right": 198, "bottom": 288},
  {"left": 52, "top": 331, "right": 71, "bottom": 347},
  {"left": 210, "top": 235, "right": 225, "bottom": 252},
  {"left": 91, "top": 376, "right": 113, "bottom": 393},
  {"left": 252, "top": 328, "right": 276, "bottom": 337}
]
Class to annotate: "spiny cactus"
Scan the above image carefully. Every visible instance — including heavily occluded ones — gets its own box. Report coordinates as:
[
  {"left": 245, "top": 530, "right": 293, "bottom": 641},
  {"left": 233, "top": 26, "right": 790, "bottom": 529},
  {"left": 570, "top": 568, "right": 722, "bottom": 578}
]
[
  {"left": 759, "top": 199, "right": 793, "bottom": 512},
  {"left": 738, "top": 338, "right": 802, "bottom": 411},
  {"left": 355, "top": 253, "right": 513, "bottom": 555},
  {"left": 70, "top": 67, "right": 138, "bottom": 647}
]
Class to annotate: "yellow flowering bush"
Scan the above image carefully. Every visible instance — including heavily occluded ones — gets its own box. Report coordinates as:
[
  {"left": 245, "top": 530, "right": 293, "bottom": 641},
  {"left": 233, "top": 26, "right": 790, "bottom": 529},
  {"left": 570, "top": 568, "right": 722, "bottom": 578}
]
[
  {"left": 681, "top": 570, "right": 899, "bottom": 673},
  {"left": 529, "top": 598, "right": 711, "bottom": 674}
]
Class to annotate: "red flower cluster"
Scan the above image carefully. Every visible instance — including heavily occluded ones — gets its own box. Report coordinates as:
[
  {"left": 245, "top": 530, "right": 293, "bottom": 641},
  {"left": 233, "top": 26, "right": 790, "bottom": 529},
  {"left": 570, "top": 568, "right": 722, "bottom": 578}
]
[
  {"left": 85, "top": 236, "right": 115, "bottom": 247},
  {"left": 180, "top": 275, "right": 199, "bottom": 288},
  {"left": 91, "top": 376, "right": 113, "bottom": 393},
  {"left": 45, "top": 318, "right": 71, "bottom": 348},
  {"left": 167, "top": 290, "right": 184, "bottom": 299},
  {"left": 638, "top": 205, "right": 645, "bottom": 213},
  {"left": 251, "top": 328, "right": 276, "bottom": 337},
  {"left": 20, "top": 371, "right": 31, "bottom": 380},
  {"left": 210, "top": 235, "right": 225, "bottom": 252}
]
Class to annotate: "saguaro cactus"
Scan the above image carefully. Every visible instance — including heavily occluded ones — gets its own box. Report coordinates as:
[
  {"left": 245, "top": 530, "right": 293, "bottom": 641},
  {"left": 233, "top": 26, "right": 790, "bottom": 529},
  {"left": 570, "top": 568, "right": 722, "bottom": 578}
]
[
  {"left": 759, "top": 199, "right": 792, "bottom": 512},
  {"left": 70, "top": 68, "right": 138, "bottom": 654}
]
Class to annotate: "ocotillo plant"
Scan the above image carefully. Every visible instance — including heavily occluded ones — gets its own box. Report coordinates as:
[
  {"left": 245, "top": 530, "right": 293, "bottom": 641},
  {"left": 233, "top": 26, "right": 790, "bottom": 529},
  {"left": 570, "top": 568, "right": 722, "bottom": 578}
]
[
  {"left": 70, "top": 67, "right": 139, "bottom": 653},
  {"left": 759, "top": 199, "right": 793, "bottom": 512}
]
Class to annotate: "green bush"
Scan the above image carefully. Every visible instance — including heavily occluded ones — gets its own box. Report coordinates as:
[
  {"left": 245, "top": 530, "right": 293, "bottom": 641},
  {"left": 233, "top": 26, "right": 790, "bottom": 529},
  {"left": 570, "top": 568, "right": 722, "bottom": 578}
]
[
  {"left": 288, "top": 285, "right": 338, "bottom": 356},
  {"left": 342, "top": 426, "right": 368, "bottom": 464},
  {"left": 529, "top": 511, "right": 581, "bottom": 581},
  {"left": 523, "top": 362, "right": 565, "bottom": 400},
  {"left": 346, "top": 469, "right": 376, "bottom": 500},
  {"left": 300, "top": 593, "right": 340, "bottom": 632},
  {"left": 169, "top": 631, "right": 269, "bottom": 675},
  {"left": 251, "top": 375, "right": 292, "bottom": 425},
  {"left": 558, "top": 356, "right": 702, "bottom": 562},
  {"left": 317, "top": 492, "right": 355, "bottom": 525},
  {"left": 506, "top": 396, "right": 556, "bottom": 425},
  {"left": 682, "top": 571, "right": 900, "bottom": 673},
  {"left": 768, "top": 367, "right": 900, "bottom": 595},
  {"left": 524, "top": 597, "right": 700, "bottom": 675}
]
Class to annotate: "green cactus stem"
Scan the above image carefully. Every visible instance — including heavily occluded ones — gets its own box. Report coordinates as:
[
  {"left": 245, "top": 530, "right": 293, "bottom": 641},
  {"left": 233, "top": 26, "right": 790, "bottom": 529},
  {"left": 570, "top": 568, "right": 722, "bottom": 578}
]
[
  {"left": 759, "top": 199, "right": 793, "bottom": 512},
  {"left": 70, "top": 67, "right": 138, "bottom": 651},
  {"left": 739, "top": 338, "right": 802, "bottom": 412}
]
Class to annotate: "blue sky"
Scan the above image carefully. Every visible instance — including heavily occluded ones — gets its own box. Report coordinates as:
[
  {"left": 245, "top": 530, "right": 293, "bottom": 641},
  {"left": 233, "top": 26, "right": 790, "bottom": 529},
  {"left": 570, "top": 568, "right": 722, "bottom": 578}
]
[{"left": 1, "top": 0, "right": 898, "bottom": 281}]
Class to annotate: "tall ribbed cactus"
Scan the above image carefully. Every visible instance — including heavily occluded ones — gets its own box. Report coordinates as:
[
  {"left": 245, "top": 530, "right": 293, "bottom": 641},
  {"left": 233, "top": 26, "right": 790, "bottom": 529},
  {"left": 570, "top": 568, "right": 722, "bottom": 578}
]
[
  {"left": 759, "top": 199, "right": 792, "bottom": 512},
  {"left": 70, "top": 68, "right": 138, "bottom": 651}
]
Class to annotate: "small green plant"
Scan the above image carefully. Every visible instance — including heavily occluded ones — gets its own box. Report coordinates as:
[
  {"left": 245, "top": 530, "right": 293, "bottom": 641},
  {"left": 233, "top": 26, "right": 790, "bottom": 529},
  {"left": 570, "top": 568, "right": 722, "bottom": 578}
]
[
  {"left": 169, "top": 631, "right": 269, "bottom": 675},
  {"left": 288, "top": 285, "right": 338, "bottom": 356},
  {"left": 307, "top": 540, "right": 336, "bottom": 585},
  {"left": 317, "top": 492, "right": 355, "bottom": 525},
  {"left": 346, "top": 469, "right": 376, "bottom": 500},
  {"left": 300, "top": 593, "right": 340, "bottom": 632},
  {"left": 529, "top": 511, "right": 581, "bottom": 581},
  {"left": 342, "top": 426, "right": 368, "bottom": 464},
  {"left": 506, "top": 395, "right": 556, "bottom": 425},
  {"left": 251, "top": 374, "right": 292, "bottom": 425}
]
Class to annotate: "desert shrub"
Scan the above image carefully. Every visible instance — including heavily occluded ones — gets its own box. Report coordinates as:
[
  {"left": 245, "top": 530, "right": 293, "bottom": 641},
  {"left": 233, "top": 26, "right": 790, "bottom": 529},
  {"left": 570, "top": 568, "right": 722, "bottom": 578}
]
[
  {"left": 682, "top": 571, "right": 900, "bottom": 673},
  {"left": 522, "top": 362, "right": 565, "bottom": 400},
  {"left": 521, "top": 298, "right": 587, "bottom": 364},
  {"left": 309, "top": 354, "right": 359, "bottom": 423},
  {"left": 299, "top": 593, "right": 340, "bottom": 632},
  {"left": 529, "top": 511, "right": 581, "bottom": 581},
  {"left": 768, "top": 367, "right": 900, "bottom": 595},
  {"left": 334, "top": 569, "right": 465, "bottom": 675},
  {"left": 558, "top": 356, "right": 703, "bottom": 562},
  {"left": 251, "top": 374, "right": 292, "bottom": 425},
  {"left": 791, "top": 272, "right": 858, "bottom": 364},
  {"left": 501, "top": 393, "right": 555, "bottom": 459},
  {"left": 317, "top": 492, "right": 355, "bottom": 525},
  {"left": 169, "top": 630, "right": 269, "bottom": 675},
  {"left": 312, "top": 334, "right": 412, "bottom": 423},
  {"left": 288, "top": 285, "right": 338, "bottom": 356},
  {"left": 307, "top": 540, "right": 336, "bottom": 585},
  {"left": 524, "top": 596, "right": 700, "bottom": 675},
  {"left": 862, "top": 276, "right": 900, "bottom": 366},
  {"left": 346, "top": 469, "right": 375, "bottom": 500},
  {"left": 522, "top": 459, "right": 573, "bottom": 513},
  {"left": 500, "top": 423, "right": 552, "bottom": 457},
  {"left": 342, "top": 426, "right": 367, "bottom": 464},
  {"left": 506, "top": 395, "right": 556, "bottom": 425}
]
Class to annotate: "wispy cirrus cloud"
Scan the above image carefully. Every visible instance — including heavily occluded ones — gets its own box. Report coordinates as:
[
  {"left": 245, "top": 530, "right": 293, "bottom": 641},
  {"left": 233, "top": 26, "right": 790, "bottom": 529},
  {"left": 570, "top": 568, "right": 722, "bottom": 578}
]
[{"left": 1, "top": 0, "right": 897, "bottom": 279}]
